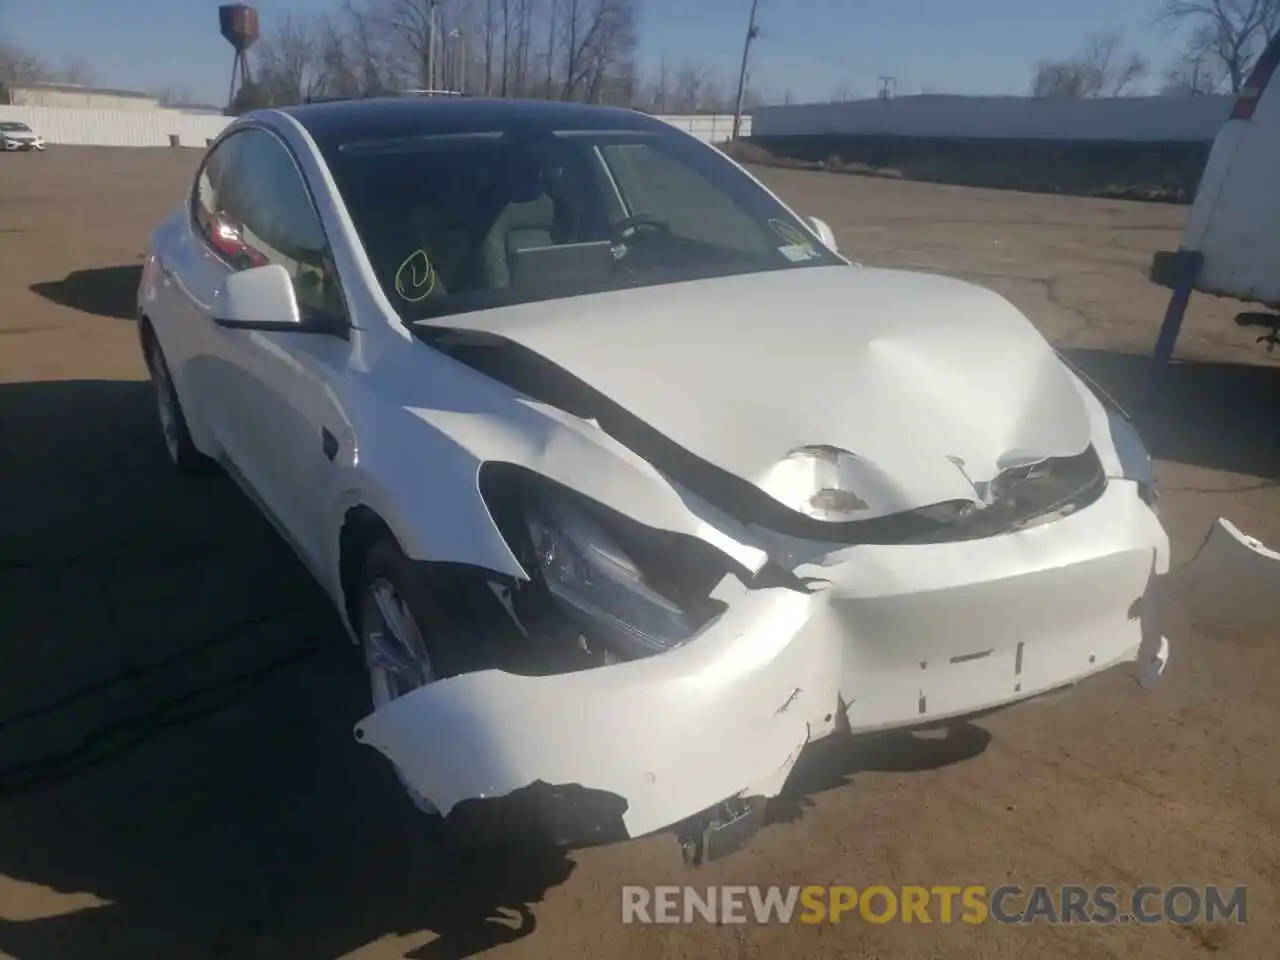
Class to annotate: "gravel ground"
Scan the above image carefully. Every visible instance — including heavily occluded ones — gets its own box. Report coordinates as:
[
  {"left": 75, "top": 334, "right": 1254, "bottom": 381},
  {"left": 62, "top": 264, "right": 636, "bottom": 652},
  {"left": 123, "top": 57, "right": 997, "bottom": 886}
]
[{"left": 0, "top": 146, "right": 1277, "bottom": 960}]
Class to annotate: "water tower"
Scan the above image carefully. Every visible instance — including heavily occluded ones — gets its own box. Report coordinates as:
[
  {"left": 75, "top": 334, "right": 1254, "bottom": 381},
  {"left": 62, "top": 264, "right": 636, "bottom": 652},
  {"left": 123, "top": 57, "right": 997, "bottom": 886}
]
[{"left": 219, "top": 4, "right": 260, "bottom": 107}]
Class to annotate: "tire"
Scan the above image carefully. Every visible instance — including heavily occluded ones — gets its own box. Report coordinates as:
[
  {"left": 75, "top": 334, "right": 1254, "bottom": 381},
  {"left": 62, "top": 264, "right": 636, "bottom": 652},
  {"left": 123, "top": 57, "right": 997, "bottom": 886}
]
[
  {"left": 142, "top": 329, "right": 216, "bottom": 475},
  {"left": 356, "top": 537, "right": 529, "bottom": 841}
]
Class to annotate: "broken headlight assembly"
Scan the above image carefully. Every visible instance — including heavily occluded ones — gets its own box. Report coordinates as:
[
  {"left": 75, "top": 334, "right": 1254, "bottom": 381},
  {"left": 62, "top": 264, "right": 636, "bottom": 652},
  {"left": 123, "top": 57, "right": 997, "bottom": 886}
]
[
  {"left": 520, "top": 493, "right": 717, "bottom": 661},
  {"left": 1057, "top": 352, "right": 1159, "bottom": 511}
]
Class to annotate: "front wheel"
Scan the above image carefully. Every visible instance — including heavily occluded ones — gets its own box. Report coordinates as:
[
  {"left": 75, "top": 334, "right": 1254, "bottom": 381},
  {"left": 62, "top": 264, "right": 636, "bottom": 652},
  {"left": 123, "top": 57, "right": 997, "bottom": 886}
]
[
  {"left": 142, "top": 331, "right": 216, "bottom": 475},
  {"left": 357, "top": 538, "right": 492, "bottom": 817},
  {"left": 356, "top": 537, "right": 560, "bottom": 845}
]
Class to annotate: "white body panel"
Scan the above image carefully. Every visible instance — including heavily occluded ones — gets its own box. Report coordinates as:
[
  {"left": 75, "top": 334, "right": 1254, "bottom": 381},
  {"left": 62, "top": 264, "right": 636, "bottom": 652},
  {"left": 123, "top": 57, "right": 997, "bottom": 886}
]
[
  {"left": 358, "top": 478, "right": 1171, "bottom": 837},
  {"left": 1179, "top": 50, "right": 1280, "bottom": 304},
  {"left": 138, "top": 105, "right": 1265, "bottom": 844}
]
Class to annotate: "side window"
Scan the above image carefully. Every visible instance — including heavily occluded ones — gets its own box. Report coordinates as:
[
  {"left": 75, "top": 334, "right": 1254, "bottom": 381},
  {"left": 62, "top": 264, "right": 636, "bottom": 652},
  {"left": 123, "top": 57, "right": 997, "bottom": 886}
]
[
  {"left": 192, "top": 133, "right": 243, "bottom": 249},
  {"left": 199, "top": 129, "right": 345, "bottom": 323},
  {"left": 598, "top": 142, "right": 770, "bottom": 255}
]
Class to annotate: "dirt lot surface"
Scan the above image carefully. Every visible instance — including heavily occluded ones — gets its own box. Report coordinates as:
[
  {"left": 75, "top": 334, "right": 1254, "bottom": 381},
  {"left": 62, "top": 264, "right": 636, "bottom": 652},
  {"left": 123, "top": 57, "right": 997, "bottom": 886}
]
[{"left": 1, "top": 147, "right": 1277, "bottom": 960}]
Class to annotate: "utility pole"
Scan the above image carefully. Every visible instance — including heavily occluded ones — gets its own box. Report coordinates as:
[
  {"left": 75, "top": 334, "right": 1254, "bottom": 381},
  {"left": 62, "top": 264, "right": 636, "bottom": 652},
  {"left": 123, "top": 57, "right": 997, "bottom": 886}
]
[
  {"left": 877, "top": 75, "right": 896, "bottom": 100},
  {"left": 732, "top": 0, "right": 762, "bottom": 140},
  {"left": 450, "top": 29, "right": 466, "bottom": 93},
  {"left": 426, "top": 0, "right": 440, "bottom": 90}
]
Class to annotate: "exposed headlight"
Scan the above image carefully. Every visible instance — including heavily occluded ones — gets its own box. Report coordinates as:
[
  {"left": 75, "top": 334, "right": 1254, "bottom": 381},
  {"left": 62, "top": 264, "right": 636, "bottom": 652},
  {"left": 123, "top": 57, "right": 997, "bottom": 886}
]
[
  {"left": 759, "top": 445, "right": 894, "bottom": 521},
  {"left": 523, "top": 495, "right": 699, "bottom": 658},
  {"left": 1056, "top": 351, "right": 1159, "bottom": 511}
]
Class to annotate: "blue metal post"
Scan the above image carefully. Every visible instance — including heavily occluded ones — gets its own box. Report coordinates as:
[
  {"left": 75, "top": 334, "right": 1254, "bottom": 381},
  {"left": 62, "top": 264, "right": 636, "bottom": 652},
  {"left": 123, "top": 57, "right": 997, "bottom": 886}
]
[{"left": 1145, "top": 250, "right": 1203, "bottom": 400}]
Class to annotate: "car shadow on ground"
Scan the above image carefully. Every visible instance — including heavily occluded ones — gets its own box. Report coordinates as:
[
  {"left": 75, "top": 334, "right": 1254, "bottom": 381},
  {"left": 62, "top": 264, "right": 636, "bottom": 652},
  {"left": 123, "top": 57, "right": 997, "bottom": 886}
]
[
  {"left": 0, "top": 378, "right": 577, "bottom": 960},
  {"left": 766, "top": 723, "right": 993, "bottom": 827},
  {"left": 29, "top": 265, "right": 143, "bottom": 321},
  {"left": 1062, "top": 348, "right": 1280, "bottom": 481}
]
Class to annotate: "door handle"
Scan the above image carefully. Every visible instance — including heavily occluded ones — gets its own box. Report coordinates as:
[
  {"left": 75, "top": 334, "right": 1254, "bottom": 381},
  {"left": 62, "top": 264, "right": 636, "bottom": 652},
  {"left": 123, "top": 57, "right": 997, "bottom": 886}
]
[{"left": 321, "top": 427, "right": 339, "bottom": 461}]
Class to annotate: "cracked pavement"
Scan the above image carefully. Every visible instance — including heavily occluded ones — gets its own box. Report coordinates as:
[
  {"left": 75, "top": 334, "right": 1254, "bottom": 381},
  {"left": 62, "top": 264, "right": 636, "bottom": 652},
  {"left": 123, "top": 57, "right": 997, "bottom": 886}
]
[{"left": 0, "top": 148, "right": 1277, "bottom": 959}]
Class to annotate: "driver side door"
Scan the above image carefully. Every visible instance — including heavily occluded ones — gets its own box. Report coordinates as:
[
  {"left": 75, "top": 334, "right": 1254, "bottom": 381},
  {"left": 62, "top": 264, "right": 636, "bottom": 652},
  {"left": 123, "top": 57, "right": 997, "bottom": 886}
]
[{"left": 179, "top": 127, "right": 354, "bottom": 566}]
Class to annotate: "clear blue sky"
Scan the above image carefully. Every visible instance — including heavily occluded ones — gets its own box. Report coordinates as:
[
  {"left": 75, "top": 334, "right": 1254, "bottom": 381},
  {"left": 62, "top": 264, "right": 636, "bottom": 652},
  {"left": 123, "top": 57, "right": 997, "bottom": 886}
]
[{"left": 1, "top": 0, "right": 1183, "bottom": 104}]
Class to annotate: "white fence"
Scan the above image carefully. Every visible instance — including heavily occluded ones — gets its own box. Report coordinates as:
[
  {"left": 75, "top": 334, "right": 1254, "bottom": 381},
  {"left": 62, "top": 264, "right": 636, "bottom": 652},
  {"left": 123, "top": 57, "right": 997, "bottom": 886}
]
[
  {"left": 0, "top": 105, "right": 229, "bottom": 147},
  {"left": 0, "top": 104, "right": 747, "bottom": 149},
  {"left": 653, "top": 113, "right": 751, "bottom": 142},
  {"left": 752, "top": 95, "right": 1234, "bottom": 143}
]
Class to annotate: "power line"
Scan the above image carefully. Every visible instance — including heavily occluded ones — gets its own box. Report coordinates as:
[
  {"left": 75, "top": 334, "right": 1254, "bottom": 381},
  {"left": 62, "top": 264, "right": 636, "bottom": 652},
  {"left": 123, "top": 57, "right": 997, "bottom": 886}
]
[{"left": 756, "top": 31, "right": 885, "bottom": 80}]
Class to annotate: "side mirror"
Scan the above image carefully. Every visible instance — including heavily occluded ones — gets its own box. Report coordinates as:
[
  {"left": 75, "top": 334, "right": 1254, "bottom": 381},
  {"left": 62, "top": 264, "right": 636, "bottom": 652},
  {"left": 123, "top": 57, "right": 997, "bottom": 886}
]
[
  {"left": 212, "top": 264, "right": 303, "bottom": 331},
  {"left": 808, "top": 217, "right": 838, "bottom": 253}
]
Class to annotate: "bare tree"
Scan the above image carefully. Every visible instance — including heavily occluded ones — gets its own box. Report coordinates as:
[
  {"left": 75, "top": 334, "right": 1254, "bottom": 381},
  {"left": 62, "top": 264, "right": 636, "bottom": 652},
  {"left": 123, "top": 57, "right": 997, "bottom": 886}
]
[
  {"left": 1, "top": 41, "right": 101, "bottom": 87},
  {"left": 334, "top": 1, "right": 406, "bottom": 94},
  {"left": 1156, "top": 0, "right": 1280, "bottom": 92},
  {"left": 373, "top": 0, "right": 438, "bottom": 88},
  {"left": 699, "top": 75, "right": 727, "bottom": 112},
  {"left": 646, "top": 54, "right": 671, "bottom": 111},
  {"left": 57, "top": 57, "right": 98, "bottom": 86},
  {"left": 1030, "top": 31, "right": 1150, "bottom": 97},
  {"left": 559, "top": 0, "right": 637, "bottom": 101},
  {"left": 541, "top": 0, "right": 562, "bottom": 97},
  {"left": 248, "top": 3, "right": 406, "bottom": 104},
  {"left": 514, "top": 0, "right": 535, "bottom": 96},
  {"left": 670, "top": 60, "right": 707, "bottom": 112},
  {"left": 830, "top": 78, "right": 858, "bottom": 102},
  {"left": 482, "top": 0, "right": 498, "bottom": 93},
  {"left": 0, "top": 41, "right": 48, "bottom": 85},
  {"left": 499, "top": 0, "right": 511, "bottom": 95},
  {"left": 1160, "top": 40, "right": 1227, "bottom": 93},
  {"left": 254, "top": 13, "right": 327, "bottom": 105},
  {"left": 149, "top": 83, "right": 198, "bottom": 106}
]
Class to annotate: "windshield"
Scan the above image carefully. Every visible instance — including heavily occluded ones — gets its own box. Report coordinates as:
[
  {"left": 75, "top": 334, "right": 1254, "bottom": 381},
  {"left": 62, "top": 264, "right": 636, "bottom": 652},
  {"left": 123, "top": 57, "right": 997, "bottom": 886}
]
[
  {"left": 326, "top": 125, "right": 841, "bottom": 320},
  {"left": 1, "top": 122, "right": 32, "bottom": 132}
]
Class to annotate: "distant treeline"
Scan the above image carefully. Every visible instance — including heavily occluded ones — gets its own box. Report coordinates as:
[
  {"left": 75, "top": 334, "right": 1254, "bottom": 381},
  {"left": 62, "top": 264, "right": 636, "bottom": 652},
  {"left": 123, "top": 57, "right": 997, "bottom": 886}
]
[{"left": 727, "top": 136, "right": 1214, "bottom": 204}]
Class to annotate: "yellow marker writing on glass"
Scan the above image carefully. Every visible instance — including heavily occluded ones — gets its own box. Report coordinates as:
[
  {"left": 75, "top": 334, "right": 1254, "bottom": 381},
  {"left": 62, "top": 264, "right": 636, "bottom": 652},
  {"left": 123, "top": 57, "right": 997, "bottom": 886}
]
[{"left": 394, "top": 249, "right": 437, "bottom": 302}]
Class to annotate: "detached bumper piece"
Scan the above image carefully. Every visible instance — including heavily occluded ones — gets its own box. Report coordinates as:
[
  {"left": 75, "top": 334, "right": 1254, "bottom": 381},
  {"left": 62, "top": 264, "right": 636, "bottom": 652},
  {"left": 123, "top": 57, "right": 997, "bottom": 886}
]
[
  {"left": 679, "top": 797, "right": 769, "bottom": 866},
  {"left": 1169, "top": 518, "right": 1280, "bottom": 636}
]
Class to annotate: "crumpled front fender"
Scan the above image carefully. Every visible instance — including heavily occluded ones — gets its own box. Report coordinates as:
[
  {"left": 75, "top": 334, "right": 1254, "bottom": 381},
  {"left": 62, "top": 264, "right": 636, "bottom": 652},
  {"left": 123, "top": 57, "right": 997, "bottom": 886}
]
[{"left": 354, "top": 577, "right": 840, "bottom": 839}]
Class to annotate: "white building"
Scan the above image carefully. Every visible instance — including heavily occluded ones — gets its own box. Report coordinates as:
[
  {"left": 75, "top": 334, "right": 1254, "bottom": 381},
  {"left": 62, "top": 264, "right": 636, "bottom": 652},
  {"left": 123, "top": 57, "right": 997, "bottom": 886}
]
[{"left": 1, "top": 81, "right": 160, "bottom": 112}]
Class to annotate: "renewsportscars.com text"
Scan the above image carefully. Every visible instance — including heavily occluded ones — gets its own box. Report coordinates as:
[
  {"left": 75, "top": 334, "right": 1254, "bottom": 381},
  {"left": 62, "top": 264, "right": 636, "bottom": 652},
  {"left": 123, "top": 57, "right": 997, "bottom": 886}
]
[{"left": 621, "top": 884, "right": 1248, "bottom": 925}]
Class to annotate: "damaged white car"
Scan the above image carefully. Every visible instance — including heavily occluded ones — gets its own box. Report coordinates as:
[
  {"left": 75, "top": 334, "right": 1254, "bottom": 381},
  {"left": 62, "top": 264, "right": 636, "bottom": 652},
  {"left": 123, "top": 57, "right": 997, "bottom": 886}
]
[{"left": 137, "top": 97, "right": 1277, "bottom": 860}]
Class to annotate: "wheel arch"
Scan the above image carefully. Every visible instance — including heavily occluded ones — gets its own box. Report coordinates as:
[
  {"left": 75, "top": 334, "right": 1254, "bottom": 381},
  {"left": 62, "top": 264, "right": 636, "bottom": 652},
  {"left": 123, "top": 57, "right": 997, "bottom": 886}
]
[
  {"left": 334, "top": 498, "right": 527, "bottom": 645},
  {"left": 337, "top": 504, "right": 397, "bottom": 642}
]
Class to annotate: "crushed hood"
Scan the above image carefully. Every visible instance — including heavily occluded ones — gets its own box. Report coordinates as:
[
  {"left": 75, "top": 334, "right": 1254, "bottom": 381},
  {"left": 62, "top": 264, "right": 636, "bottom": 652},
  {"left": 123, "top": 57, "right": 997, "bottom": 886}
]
[{"left": 417, "top": 265, "right": 1092, "bottom": 516}]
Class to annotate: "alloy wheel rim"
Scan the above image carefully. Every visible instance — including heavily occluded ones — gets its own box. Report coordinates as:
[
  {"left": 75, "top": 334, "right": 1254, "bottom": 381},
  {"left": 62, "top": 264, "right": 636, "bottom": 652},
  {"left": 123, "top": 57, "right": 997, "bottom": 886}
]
[{"left": 361, "top": 578, "right": 438, "bottom": 814}]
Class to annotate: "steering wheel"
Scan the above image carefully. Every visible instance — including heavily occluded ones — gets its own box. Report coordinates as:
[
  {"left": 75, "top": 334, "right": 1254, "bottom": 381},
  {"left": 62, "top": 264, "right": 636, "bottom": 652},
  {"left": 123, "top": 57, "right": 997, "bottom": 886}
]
[
  {"left": 610, "top": 215, "right": 672, "bottom": 268},
  {"left": 612, "top": 215, "right": 671, "bottom": 243}
]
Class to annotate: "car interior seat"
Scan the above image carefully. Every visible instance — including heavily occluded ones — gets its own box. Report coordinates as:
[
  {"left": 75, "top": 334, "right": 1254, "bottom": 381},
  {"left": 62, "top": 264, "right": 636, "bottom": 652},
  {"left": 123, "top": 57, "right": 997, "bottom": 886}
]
[
  {"left": 479, "top": 193, "right": 558, "bottom": 290},
  {"left": 478, "top": 138, "right": 576, "bottom": 291}
]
